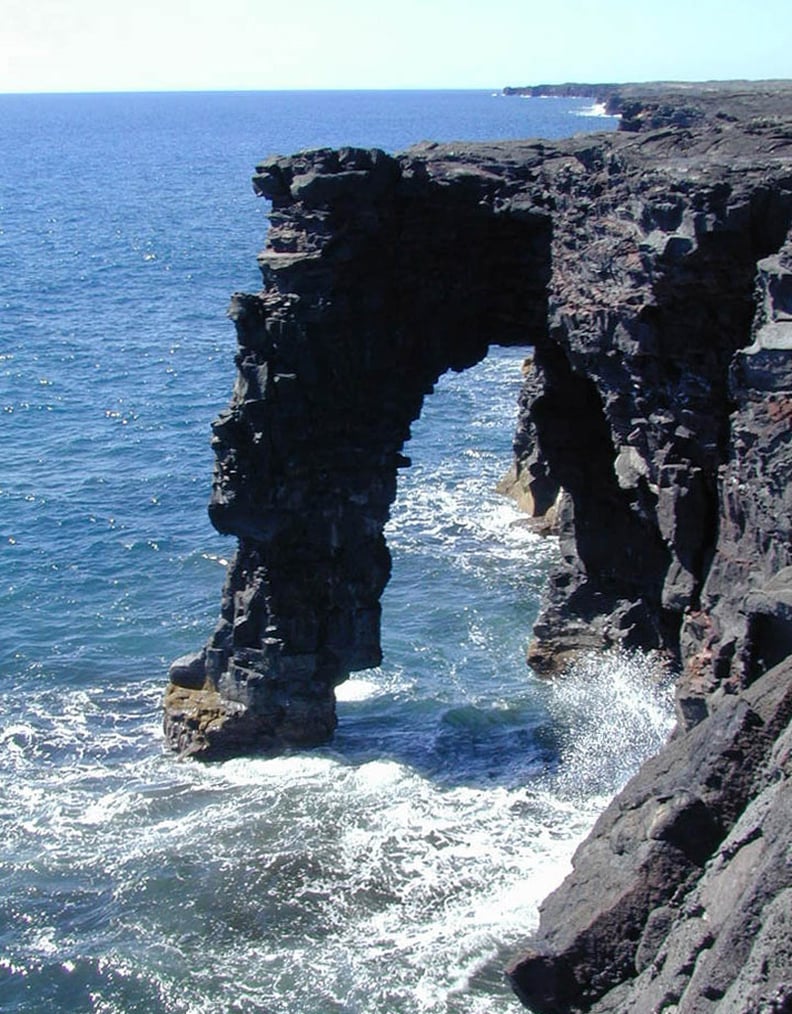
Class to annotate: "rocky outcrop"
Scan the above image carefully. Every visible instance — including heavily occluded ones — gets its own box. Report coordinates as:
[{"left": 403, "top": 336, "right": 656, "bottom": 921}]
[
  {"left": 502, "top": 85, "right": 792, "bottom": 1012},
  {"left": 501, "top": 88, "right": 792, "bottom": 1011},
  {"left": 507, "top": 655, "right": 792, "bottom": 1013},
  {"left": 504, "top": 79, "right": 792, "bottom": 131},
  {"left": 163, "top": 83, "right": 792, "bottom": 1012},
  {"left": 521, "top": 100, "right": 792, "bottom": 694}
]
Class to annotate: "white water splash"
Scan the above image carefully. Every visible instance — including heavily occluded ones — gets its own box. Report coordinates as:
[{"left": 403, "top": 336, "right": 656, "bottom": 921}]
[{"left": 547, "top": 648, "right": 676, "bottom": 804}]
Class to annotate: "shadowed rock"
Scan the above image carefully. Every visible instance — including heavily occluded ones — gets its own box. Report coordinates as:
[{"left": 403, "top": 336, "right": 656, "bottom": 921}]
[{"left": 164, "top": 143, "right": 552, "bottom": 757}]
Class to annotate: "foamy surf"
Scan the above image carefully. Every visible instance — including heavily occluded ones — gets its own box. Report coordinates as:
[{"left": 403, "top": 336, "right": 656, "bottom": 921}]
[
  {"left": 0, "top": 647, "right": 672, "bottom": 1012},
  {"left": 576, "top": 101, "right": 612, "bottom": 117}
]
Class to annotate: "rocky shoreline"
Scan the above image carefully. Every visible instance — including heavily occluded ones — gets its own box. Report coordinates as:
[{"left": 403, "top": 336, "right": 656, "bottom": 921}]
[
  {"left": 502, "top": 82, "right": 792, "bottom": 1013},
  {"left": 163, "top": 82, "right": 792, "bottom": 1011}
]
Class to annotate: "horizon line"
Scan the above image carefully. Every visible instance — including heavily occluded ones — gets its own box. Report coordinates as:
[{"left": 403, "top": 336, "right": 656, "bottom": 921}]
[
  {"left": 4, "top": 86, "right": 511, "bottom": 98},
  {"left": 2, "top": 77, "right": 789, "bottom": 99}
]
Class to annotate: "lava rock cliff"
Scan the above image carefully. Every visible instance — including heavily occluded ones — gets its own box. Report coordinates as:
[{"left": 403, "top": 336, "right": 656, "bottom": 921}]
[{"left": 163, "top": 83, "right": 792, "bottom": 1012}]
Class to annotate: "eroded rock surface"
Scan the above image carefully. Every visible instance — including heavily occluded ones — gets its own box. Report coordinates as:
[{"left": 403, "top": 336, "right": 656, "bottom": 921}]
[
  {"left": 163, "top": 82, "right": 792, "bottom": 1012},
  {"left": 507, "top": 656, "right": 792, "bottom": 1013}
]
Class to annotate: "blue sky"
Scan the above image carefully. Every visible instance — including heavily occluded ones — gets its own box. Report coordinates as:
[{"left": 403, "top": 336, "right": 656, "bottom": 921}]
[{"left": 1, "top": 0, "right": 789, "bottom": 93}]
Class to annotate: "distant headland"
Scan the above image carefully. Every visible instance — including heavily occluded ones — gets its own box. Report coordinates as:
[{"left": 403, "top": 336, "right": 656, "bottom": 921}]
[{"left": 504, "top": 78, "right": 792, "bottom": 130}]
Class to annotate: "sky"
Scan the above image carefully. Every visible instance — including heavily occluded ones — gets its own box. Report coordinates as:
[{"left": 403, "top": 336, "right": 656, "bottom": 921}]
[{"left": 1, "top": 0, "right": 789, "bottom": 93}]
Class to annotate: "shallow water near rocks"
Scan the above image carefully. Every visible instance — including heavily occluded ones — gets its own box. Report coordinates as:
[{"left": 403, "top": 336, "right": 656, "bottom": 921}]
[{"left": 0, "top": 90, "right": 673, "bottom": 1013}]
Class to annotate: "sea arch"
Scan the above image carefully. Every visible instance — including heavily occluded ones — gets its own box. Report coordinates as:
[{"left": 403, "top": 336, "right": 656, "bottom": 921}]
[{"left": 163, "top": 145, "right": 554, "bottom": 758}]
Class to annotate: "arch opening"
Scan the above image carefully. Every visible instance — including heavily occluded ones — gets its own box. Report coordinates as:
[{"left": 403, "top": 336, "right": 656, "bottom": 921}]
[{"left": 332, "top": 346, "right": 560, "bottom": 785}]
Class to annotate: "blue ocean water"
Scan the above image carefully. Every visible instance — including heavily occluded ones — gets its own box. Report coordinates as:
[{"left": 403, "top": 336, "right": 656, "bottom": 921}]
[{"left": 1, "top": 91, "right": 670, "bottom": 1013}]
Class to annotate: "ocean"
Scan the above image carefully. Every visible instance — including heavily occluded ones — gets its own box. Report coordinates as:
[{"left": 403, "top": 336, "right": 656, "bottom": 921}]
[{"left": 1, "top": 90, "right": 672, "bottom": 1013}]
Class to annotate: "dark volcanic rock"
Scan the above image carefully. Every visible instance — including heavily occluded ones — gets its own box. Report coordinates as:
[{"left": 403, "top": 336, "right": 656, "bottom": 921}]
[
  {"left": 507, "top": 656, "right": 792, "bottom": 1012},
  {"left": 163, "top": 81, "right": 792, "bottom": 1012},
  {"left": 164, "top": 142, "right": 554, "bottom": 758}
]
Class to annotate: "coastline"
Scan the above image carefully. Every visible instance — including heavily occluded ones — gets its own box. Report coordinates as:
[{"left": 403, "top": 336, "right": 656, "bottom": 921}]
[{"left": 162, "top": 81, "right": 792, "bottom": 1011}]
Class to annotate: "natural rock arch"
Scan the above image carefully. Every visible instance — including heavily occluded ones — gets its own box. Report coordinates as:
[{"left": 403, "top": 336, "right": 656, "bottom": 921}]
[
  {"left": 163, "top": 146, "right": 553, "bottom": 758},
  {"left": 163, "top": 117, "right": 792, "bottom": 760},
  {"left": 160, "top": 87, "right": 792, "bottom": 1014}
]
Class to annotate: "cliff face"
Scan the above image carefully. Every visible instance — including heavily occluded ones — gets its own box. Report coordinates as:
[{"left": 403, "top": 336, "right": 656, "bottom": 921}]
[
  {"left": 163, "top": 84, "right": 792, "bottom": 1012},
  {"left": 519, "top": 102, "right": 792, "bottom": 711},
  {"left": 508, "top": 654, "right": 792, "bottom": 1013}
]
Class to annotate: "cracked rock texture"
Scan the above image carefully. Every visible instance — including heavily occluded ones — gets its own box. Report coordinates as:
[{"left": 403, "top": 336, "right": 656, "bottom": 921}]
[{"left": 163, "top": 82, "right": 792, "bottom": 1012}]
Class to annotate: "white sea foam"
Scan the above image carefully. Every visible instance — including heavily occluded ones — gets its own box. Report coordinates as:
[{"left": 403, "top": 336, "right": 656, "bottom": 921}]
[
  {"left": 575, "top": 101, "right": 617, "bottom": 118},
  {"left": 548, "top": 648, "right": 675, "bottom": 802},
  {"left": 351, "top": 757, "right": 406, "bottom": 790},
  {"left": 0, "top": 652, "right": 670, "bottom": 1013},
  {"left": 214, "top": 752, "right": 340, "bottom": 787},
  {"left": 334, "top": 675, "right": 381, "bottom": 702}
]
